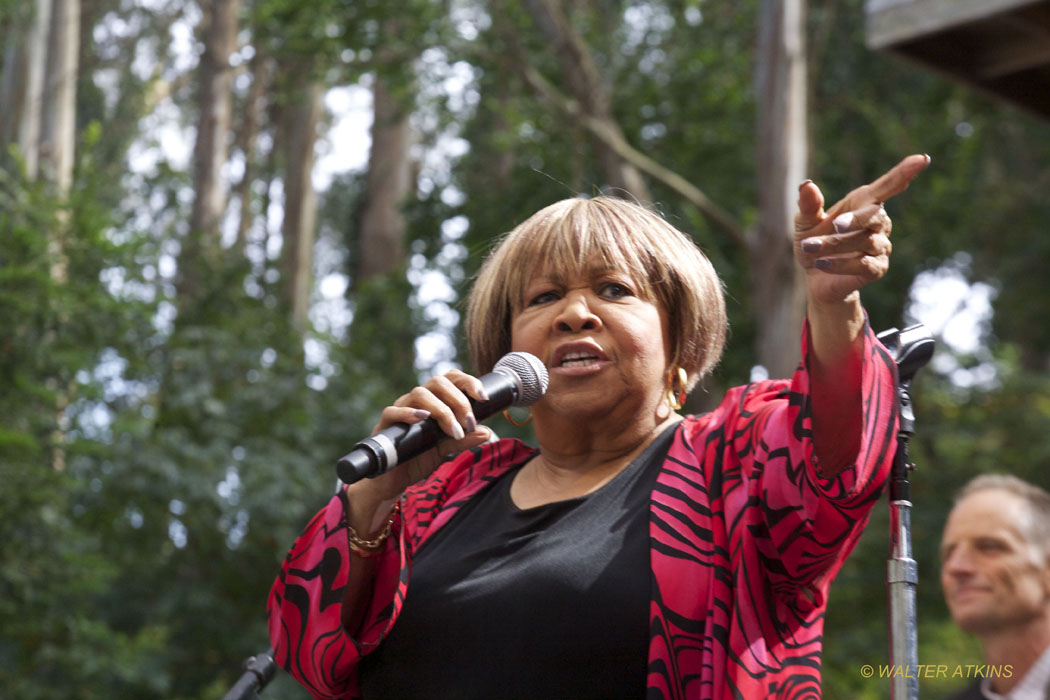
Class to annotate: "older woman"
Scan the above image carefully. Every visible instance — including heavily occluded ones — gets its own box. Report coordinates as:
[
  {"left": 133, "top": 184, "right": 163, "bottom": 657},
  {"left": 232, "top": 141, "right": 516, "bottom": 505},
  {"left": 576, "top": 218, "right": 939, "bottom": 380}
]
[{"left": 268, "top": 154, "right": 930, "bottom": 699}]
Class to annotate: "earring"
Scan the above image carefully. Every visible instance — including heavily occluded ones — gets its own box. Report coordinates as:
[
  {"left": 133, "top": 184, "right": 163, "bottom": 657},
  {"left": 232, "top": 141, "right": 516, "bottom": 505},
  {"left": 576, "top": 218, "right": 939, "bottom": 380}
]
[
  {"left": 503, "top": 408, "right": 533, "bottom": 427},
  {"left": 666, "top": 367, "right": 688, "bottom": 411}
]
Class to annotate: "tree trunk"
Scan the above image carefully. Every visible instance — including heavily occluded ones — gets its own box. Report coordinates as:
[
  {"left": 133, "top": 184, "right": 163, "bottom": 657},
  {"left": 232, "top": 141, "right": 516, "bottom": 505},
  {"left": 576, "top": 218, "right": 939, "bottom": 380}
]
[
  {"left": 0, "top": 0, "right": 51, "bottom": 177},
  {"left": 279, "top": 81, "right": 322, "bottom": 331},
  {"left": 180, "top": 0, "right": 239, "bottom": 306},
  {"left": 233, "top": 52, "right": 273, "bottom": 253},
  {"left": 521, "top": 0, "right": 651, "bottom": 201},
  {"left": 39, "top": 0, "right": 76, "bottom": 196},
  {"left": 754, "top": 0, "right": 809, "bottom": 379},
  {"left": 0, "top": 31, "right": 24, "bottom": 161},
  {"left": 355, "top": 76, "right": 413, "bottom": 284},
  {"left": 36, "top": 0, "right": 78, "bottom": 471}
]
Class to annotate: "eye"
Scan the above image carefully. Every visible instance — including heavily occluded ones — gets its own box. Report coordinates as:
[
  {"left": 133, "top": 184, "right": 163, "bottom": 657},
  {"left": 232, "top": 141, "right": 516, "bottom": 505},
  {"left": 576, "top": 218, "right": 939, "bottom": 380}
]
[
  {"left": 599, "top": 281, "right": 633, "bottom": 299},
  {"left": 974, "top": 538, "right": 1010, "bottom": 554},
  {"left": 527, "top": 290, "right": 560, "bottom": 306}
]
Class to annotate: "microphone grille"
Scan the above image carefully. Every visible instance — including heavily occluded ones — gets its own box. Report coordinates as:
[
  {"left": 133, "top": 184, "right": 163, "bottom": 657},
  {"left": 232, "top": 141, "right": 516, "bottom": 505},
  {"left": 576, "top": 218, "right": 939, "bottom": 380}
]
[{"left": 493, "top": 352, "right": 549, "bottom": 407}]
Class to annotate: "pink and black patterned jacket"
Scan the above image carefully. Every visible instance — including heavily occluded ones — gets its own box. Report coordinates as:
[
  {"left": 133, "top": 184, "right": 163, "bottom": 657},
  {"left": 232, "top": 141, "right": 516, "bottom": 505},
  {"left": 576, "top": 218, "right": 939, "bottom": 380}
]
[{"left": 268, "top": 324, "right": 898, "bottom": 699}]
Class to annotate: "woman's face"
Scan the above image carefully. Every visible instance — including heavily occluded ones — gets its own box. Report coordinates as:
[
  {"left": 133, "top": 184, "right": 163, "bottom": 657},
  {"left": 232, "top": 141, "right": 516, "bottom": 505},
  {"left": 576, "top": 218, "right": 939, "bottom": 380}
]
[{"left": 510, "top": 263, "right": 672, "bottom": 423}]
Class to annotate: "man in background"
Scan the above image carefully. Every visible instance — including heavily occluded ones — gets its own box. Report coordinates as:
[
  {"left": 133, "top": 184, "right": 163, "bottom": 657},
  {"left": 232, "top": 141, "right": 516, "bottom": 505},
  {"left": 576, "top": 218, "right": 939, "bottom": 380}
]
[{"left": 941, "top": 474, "right": 1050, "bottom": 699}]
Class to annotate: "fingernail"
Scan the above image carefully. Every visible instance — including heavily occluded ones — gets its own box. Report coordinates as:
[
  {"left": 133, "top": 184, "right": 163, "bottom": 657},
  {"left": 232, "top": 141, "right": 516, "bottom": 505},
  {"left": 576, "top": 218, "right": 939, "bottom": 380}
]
[
  {"left": 815, "top": 259, "right": 832, "bottom": 271},
  {"left": 832, "top": 213, "right": 854, "bottom": 233},
  {"left": 802, "top": 239, "right": 822, "bottom": 253},
  {"left": 923, "top": 154, "right": 931, "bottom": 164},
  {"left": 464, "top": 414, "right": 477, "bottom": 433},
  {"left": 413, "top": 409, "right": 431, "bottom": 421},
  {"left": 477, "top": 383, "right": 489, "bottom": 402},
  {"left": 798, "top": 179, "right": 813, "bottom": 191},
  {"left": 450, "top": 421, "right": 465, "bottom": 440}
]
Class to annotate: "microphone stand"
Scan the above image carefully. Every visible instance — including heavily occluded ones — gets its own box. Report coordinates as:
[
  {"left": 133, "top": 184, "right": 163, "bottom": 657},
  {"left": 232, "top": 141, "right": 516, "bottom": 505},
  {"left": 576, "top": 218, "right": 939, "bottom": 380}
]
[
  {"left": 877, "top": 324, "right": 935, "bottom": 700},
  {"left": 221, "top": 647, "right": 277, "bottom": 700}
]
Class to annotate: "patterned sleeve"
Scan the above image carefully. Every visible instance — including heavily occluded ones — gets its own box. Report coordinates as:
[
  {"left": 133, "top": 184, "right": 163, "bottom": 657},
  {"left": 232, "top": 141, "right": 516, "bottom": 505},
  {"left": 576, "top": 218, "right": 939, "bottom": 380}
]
[
  {"left": 724, "top": 318, "right": 898, "bottom": 610},
  {"left": 265, "top": 440, "right": 530, "bottom": 699},
  {"left": 266, "top": 490, "right": 404, "bottom": 700}
]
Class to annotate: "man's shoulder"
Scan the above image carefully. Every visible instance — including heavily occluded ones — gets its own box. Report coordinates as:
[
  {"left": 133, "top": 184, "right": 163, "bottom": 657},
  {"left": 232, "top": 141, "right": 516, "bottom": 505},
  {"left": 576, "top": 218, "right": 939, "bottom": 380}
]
[{"left": 942, "top": 680, "right": 985, "bottom": 700}]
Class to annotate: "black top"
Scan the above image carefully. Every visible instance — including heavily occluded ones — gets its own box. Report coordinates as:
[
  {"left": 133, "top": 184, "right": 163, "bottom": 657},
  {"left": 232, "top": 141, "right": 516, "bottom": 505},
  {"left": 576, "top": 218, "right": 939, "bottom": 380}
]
[{"left": 358, "top": 423, "right": 676, "bottom": 700}]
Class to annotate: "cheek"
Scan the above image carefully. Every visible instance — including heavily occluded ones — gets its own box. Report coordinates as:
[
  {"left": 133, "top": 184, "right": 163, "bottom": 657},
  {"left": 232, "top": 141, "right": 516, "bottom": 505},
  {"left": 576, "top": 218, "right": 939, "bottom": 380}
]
[
  {"left": 509, "top": 315, "right": 540, "bottom": 352},
  {"left": 632, "top": 307, "right": 671, "bottom": 356},
  {"left": 622, "top": 320, "right": 668, "bottom": 373},
  {"left": 997, "top": 563, "right": 1048, "bottom": 602}
]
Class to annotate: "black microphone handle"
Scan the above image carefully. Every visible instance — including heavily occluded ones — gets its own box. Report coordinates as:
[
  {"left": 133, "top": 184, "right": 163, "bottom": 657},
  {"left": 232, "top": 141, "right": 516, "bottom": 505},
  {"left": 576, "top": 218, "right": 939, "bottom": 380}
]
[{"left": 336, "top": 370, "right": 519, "bottom": 484}]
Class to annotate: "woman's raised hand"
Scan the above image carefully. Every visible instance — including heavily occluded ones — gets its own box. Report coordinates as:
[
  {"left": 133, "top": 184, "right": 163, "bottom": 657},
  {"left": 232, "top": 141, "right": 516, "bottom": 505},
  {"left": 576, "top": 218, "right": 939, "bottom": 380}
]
[{"left": 795, "top": 154, "right": 930, "bottom": 306}]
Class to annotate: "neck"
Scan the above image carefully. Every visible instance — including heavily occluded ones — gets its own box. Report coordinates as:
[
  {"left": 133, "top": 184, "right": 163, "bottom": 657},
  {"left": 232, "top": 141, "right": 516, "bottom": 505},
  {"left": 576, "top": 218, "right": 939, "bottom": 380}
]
[
  {"left": 533, "top": 394, "right": 678, "bottom": 462},
  {"left": 980, "top": 614, "right": 1050, "bottom": 694},
  {"left": 512, "top": 410, "right": 679, "bottom": 509}
]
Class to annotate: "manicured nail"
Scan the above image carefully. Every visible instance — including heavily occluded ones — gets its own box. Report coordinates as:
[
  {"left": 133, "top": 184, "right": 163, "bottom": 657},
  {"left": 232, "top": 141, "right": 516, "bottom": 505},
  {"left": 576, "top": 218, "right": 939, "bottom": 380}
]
[
  {"left": 476, "top": 382, "right": 490, "bottom": 402},
  {"left": 832, "top": 213, "right": 854, "bottom": 233},
  {"left": 923, "top": 154, "right": 931, "bottom": 164},
  {"left": 450, "top": 421, "right": 465, "bottom": 440},
  {"left": 464, "top": 414, "right": 477, "bottom": 433},
  {"left": 798, "top": 179, "right": 813, "bottom": 191},
  {"left": 815, "top": 259, "right": 832, "bottom": 271},
  {"left": 802, "top": 239, "right": 822, "bottom": 253},
  {"left": 413, "top": 409, "right": 431, "bottom": 421}
]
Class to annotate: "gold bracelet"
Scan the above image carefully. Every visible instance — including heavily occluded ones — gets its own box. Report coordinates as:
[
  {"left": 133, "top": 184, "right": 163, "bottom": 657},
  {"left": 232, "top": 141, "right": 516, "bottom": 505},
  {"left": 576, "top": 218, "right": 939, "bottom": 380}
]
[{"left": 346, "top": 500, "right": 400, "bottom": 558}]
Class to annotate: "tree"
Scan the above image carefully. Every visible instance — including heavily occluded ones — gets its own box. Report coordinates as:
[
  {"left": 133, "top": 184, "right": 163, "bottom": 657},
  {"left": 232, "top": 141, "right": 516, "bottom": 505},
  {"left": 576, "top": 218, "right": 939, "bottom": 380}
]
[
  {"left": 277, "top": 78, "right": 322, "bottom": 330},
  {"left": 178, "top": 0, "right": 239, "bottom": 308},
  {"left": 355, "top": 75, "right": 413, "bottom": 284},
  {"left": 754, "top": 0, "right": 808, "bottom": 378}
]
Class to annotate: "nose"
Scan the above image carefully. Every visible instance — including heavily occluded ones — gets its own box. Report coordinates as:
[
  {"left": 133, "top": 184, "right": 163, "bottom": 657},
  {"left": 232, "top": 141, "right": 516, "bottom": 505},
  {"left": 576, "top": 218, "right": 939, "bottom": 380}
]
[
  {"left": 554, "top": 289, "right": 602, "bottom": 333},
  {"left": 942, "top": 544, "right": 976, "bottom": 579}
]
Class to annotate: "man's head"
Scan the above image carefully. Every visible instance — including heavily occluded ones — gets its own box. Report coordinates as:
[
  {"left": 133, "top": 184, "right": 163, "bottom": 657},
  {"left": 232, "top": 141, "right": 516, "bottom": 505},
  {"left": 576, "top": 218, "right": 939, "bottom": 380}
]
[{"left": 940, "top": 474, "right": 1050, "bottom": 636}]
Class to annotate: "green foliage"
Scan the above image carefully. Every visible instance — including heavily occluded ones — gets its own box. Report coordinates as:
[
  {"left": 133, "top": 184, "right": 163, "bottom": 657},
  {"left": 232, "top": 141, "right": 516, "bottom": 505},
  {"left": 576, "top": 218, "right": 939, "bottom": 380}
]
[{"left": 0, "top": 146, "right": 171, "bottom": 698}]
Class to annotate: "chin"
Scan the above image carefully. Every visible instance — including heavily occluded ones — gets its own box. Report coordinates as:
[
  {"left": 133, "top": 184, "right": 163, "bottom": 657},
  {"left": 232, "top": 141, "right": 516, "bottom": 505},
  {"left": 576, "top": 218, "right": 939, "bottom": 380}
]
[{"left": 952, "top": 609, "right": 1009, "bottom": 636}]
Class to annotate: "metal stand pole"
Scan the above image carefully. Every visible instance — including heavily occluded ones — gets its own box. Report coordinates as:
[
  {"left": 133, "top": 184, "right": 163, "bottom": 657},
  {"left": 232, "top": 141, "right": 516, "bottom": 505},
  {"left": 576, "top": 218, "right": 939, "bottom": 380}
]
[
  {"left": 221, "top": 647, "right": 277, "bottom": 700},
  {"left": 877, "top": 324, "right": 935, "bottom": 700}
]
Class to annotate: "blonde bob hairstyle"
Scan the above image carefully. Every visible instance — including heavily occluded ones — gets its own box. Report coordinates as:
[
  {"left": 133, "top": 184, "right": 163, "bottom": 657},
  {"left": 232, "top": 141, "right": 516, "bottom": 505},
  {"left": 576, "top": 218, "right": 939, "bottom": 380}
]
[{"left": 466, "top": 196, "right": 727, "bottom": 394}]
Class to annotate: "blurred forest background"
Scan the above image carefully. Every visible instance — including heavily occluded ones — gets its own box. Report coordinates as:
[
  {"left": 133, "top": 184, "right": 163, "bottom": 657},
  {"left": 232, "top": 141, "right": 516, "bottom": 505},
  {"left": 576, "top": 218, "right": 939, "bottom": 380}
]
[{"left": 3, "top": 0, "right": 1050, "bottom": 697}]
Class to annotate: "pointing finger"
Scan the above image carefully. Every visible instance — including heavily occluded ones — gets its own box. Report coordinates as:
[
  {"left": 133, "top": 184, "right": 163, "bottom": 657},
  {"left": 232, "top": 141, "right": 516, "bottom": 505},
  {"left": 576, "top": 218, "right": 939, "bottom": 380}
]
[
  {"left": 826, "top": 154, "right": 931, "bottom": 218},
  {"left": 867, "top": 153, "right": 931, "bottom": 204}
]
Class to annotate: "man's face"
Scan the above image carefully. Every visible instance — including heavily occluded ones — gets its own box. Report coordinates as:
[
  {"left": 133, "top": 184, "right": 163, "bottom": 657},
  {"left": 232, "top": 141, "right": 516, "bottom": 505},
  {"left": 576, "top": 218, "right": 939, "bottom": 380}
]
[{"left": 940, "top": 489, "right": 1050, "bottom": 635}]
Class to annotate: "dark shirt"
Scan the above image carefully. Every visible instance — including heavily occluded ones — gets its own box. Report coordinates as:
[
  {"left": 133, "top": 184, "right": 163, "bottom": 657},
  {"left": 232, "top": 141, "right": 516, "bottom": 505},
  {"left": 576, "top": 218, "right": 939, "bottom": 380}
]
[{"left": 358, "top": 425, "right": 676, "bottom": 700}]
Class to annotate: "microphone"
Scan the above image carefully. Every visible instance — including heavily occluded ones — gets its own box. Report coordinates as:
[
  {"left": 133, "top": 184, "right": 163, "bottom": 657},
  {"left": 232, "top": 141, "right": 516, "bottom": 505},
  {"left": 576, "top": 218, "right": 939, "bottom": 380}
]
[{"left": 336, "top": 352, "right": 549, "bottom": 484}]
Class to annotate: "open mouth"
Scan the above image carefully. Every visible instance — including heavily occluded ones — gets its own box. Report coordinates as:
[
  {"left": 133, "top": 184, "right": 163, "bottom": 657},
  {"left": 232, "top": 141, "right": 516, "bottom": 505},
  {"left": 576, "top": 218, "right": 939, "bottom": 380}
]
[{"left": 559, "top": 351, "right": 601, "bottom": 367}]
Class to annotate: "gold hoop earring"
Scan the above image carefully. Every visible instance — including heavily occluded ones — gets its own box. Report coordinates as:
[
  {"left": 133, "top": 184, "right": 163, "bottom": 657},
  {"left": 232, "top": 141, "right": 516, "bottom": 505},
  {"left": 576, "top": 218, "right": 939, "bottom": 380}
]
[
  {"left": 666, "top": 367, "right": 688, "bottom": 411},
  {"left": 503, "top": 408, "right": 533, "bottom": 427}
]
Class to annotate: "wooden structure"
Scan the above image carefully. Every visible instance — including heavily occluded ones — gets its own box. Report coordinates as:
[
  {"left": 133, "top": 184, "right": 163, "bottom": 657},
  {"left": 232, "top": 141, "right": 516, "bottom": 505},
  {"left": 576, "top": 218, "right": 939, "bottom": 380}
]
[{"left": 866, "top": 0, "right": 1050, "bottom": 119}]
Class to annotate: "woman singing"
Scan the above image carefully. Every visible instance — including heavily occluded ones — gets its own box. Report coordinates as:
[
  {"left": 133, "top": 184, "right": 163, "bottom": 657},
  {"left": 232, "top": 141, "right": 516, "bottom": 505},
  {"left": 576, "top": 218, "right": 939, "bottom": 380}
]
[{"left": 268, "top": 154, "right": 930, "bottom": 699}]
